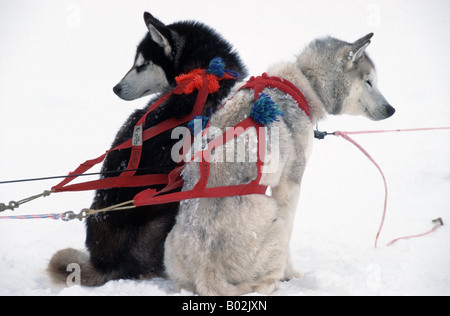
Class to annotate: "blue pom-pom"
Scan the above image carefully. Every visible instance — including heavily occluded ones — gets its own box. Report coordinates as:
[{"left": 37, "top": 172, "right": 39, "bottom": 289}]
[
  {"left": 206, "top": 57, "right": 226, "bottom": 77},
  {"left": 250, "top": 93, "right": 285, "bottom": 125},
  {"left": 205, "top": 57, "right": 239, "bottom": 78},
  {"left": 188, "top": 116, "right": 209, "bottom": 135}
]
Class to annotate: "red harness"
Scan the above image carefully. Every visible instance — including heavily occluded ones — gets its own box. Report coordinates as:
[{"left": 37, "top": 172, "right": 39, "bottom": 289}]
[
  {"left": 52, "top": 71, "right": 310, "bottom": 208},
  {"left": 51, "top": 69, "right": 234, "bottom": 193},
  {"left": 241, "top": 73, "right": 310, "bottom": 121}
]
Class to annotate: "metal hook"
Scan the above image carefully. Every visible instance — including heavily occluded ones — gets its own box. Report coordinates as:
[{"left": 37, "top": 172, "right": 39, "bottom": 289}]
[
  {"left": 61, "top": 208, "right": 90, "bottom": 221},
  {"left": 0, "top": 201, "right": 19, "bottom": 212}
]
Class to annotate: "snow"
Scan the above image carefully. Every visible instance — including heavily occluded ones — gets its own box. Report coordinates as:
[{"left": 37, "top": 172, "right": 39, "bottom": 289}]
[{"left": 1, "top": 0, "right": 450, "bottom": 296}]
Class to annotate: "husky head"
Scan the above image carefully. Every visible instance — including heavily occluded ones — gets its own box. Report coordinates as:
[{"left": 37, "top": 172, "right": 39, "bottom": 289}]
[
  {"left": 113, "top": 13, "right": 176, "bottom": 100},
  {"left": 299, "top": 33, "right": 395, "bottom": 120},
  {"left": 113, "top": 12, "right": 247, "bottom": 101}
]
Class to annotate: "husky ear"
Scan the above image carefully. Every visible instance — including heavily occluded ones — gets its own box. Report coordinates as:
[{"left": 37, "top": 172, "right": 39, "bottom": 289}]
[
  {"left": 346, "top": 33, "right": 373, "bottom": 67},
  {"left": 143, "top": 12, "right": 172, "bottom": 57}
]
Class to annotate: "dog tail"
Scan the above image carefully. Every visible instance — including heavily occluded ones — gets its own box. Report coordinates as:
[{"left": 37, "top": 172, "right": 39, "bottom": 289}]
[{"left": 47, "top": 248, "right": 111, "bottom": 287}]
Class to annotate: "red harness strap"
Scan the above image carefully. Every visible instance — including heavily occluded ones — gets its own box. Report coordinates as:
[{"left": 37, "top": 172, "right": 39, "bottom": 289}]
[
  {"left": 241, "top": 73, "right": 310, "bottom": 121},
  {"left": 52, "top": 70, "right": 235, "bottom": 192},
  {"left": 133, "top": 73, "right": 311, "bottom": 206},
  {"left": 133, "top": 117, "right": 268, "bottom": 206}
]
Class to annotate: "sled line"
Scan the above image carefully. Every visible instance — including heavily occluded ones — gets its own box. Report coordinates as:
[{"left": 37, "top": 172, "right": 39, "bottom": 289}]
[
  {"left": 333, "top": 130, "right": 388, "bottom": 248},
  {"left": 0, "top": 168, "right": 154, "bottom": 185},
  {"left": 315, "top": 126, "right": 449, "bottom": 247},
  {"left": 0, "top": 200, "right": 136, "bottom": 221}
]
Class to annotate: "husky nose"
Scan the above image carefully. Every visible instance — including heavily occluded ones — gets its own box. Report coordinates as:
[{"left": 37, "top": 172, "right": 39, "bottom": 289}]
[
  {"left": 113, "top": 84, "right": 122, "bottom": 96},
  {"left": 385, "top": 104, "right": 395, "bottom": 117}
]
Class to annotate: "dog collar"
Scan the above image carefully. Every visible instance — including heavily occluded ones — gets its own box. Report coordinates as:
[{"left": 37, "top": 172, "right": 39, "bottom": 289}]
[{"left": 239, "top": 73, "right": 311, "bottom": 121}]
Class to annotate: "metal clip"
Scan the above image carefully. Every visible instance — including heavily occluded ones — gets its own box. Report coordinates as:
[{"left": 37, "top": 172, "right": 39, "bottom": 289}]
[
  {"left": 0, "top": 190, "right": 53, "bottom": 213},
  {"left": 0, "top": 201, "right": 19, "bottom": 212},
  {"left": 61, "top": 208, "right": 91, "bottom": 221},
  {"left": 432, "top": 217, "right": 444, "bottom": 226}
]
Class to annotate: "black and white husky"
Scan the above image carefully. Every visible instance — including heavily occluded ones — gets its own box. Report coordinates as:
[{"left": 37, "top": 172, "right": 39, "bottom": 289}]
[
  {"left": 164, "top": 33, "right": 395, "bottom": 295},
  {"left": 48, "top": 12, "right": 247, "bottom": 286}
]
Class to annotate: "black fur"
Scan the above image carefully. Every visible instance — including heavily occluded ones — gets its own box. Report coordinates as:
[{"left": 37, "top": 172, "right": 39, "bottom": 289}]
[{"left": 85, "top": 16, "right": 247, "bottom": 283}]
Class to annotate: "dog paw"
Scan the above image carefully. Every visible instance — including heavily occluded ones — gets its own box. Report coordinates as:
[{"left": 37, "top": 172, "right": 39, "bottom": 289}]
[
  {"left": 254, "top": 280, "right": 279, "bottom": 295},
  {"left": 283, "top": 267, "right": 303, "bottom": 281}
]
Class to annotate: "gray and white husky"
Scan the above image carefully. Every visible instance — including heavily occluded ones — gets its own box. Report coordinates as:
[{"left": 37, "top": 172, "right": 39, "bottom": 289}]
[{"left": 164, "top": 33, "right": 394, "bottom": 295}]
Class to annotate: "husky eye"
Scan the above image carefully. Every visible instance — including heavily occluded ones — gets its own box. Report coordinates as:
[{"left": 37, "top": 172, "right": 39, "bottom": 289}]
[
  {"left": 136, "top": 62, "right": 150, "bottom": 72},
  {"left": 365, "top": 79, "right": 373, "bottom": 87}
]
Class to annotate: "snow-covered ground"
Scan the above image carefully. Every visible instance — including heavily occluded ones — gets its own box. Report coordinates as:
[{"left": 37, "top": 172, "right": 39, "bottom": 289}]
[{"left": 1, "top": 0, "right": 449, "bottom": 296}]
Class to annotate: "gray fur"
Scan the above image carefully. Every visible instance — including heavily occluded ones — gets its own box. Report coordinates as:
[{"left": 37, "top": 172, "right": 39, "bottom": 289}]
[
  {"left": 298, "top": 33, "right": 394, "bottom": 120},
  {"left": 164, "top": 33, "right": 394, "bottom": 295}
]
